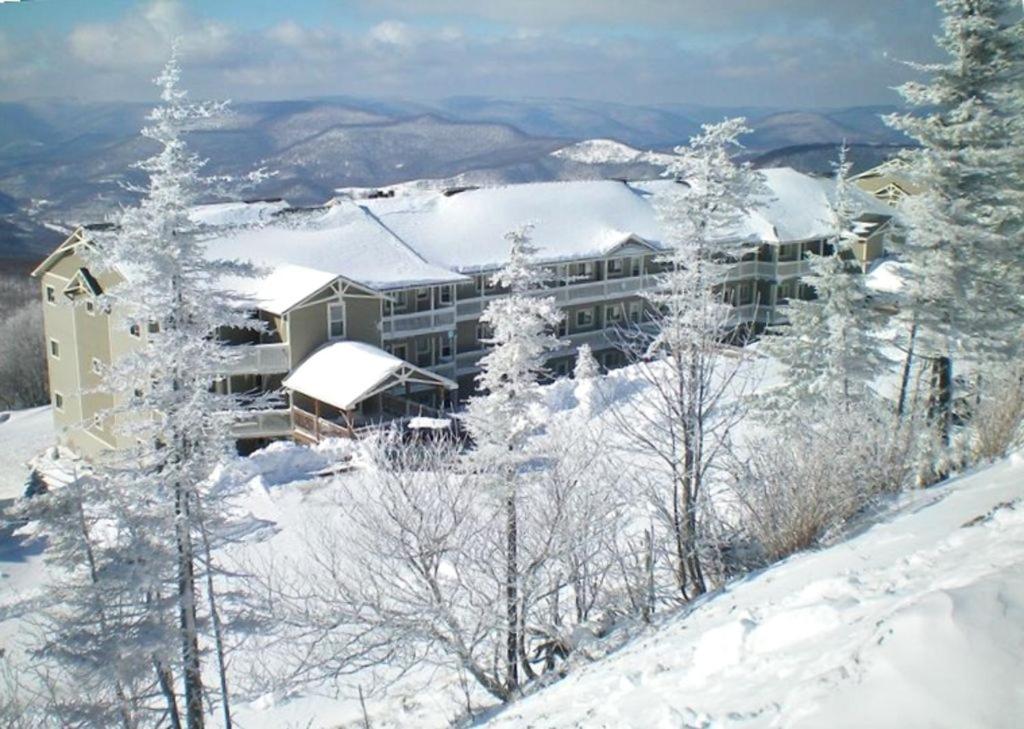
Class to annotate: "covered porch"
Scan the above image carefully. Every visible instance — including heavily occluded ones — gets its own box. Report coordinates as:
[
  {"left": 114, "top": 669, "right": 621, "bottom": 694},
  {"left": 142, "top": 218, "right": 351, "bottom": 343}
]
[{"left": 282, "top": 340, "right": 457, "bottom": 444}]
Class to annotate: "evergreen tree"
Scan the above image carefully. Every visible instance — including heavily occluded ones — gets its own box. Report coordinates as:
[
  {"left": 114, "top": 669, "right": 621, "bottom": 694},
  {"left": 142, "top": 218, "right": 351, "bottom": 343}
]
[
  {"left": 885, "top": 0, "right": 1024, "bottom": 470},
  {"left": 759, "top": 143, "right": 892, "bottom": 420},
  {"left": 20, "top": 50, "right": 267, "bottom": 728},
  {"left": 463, "top": 225, "right": 563, "bottom": 696}
]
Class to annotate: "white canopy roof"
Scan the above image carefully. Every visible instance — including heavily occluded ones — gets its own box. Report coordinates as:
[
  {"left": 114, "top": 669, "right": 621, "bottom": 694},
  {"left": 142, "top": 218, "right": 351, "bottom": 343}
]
[{"left": 282, "top": 340, "right": 456, "bottom": 412}]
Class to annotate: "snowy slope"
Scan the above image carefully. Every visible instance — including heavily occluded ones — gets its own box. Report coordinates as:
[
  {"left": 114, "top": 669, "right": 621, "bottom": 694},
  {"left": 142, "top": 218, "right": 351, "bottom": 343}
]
[
  {"left": 0, "top": 406, "right": 54, "bottom": 502},
  {"left": 481, "top": 456, "right": 1024, "bottom": 729}
]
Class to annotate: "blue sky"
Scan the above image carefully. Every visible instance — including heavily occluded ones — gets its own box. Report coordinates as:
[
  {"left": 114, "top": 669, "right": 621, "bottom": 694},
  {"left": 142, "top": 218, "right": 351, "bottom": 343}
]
[{"left": 0, "top": 0, "right": 946, "bottom": 107}]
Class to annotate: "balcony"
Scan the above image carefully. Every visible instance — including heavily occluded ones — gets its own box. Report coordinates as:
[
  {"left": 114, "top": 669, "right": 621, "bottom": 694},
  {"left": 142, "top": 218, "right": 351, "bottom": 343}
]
[
  {"left": 456, "top": 274, "right": 660, "bottom": 321},
  {"left": 382, "top": 308, "right": 457, "bottom": 337},
  {"left": 221, "top": 343, "right": 290, "bottom": 376},
  {"left": 722, "top": 261, "right": 777, "bottom": 281},
  {"left": 775, "top": 260, "right": 810, "bottom": 279}
]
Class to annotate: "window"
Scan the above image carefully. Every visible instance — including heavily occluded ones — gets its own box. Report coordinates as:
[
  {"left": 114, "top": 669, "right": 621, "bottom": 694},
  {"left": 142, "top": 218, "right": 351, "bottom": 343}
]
[
  {"left": 439, "top": 286, "right": 452, "bottom": 305},
  {"left": 440, "top": 339, "right": 453, "bottom": 361},
  {"left": 416, "top": 337, "right": 431, "bottom": 354},
  {"left": 608, "top": 258, "right": 624, "bottom": 275},
  {"left": 53, "top": 392, "right": 64, "bottom": 411},
  {"left": 416, "top": 288, "right": 429, "bottom": 302},
  {"left": 575, "top": 308, "right": 594, "bottom": 329},
  {"left": 147, "top": 321, "right": 160, "bottom": 334},
  {"left": 632, "top": 258, "right": 642, "bottom": 276},
  {"left": 85, "top": 300, "right": 95, "bottom": 315},
  {"left": 390, "top": 344, "right": 407, "bottom": 361},
  {"left": 557, "top": 319, "right": 568, "bottom": 337},
  {"left": 91, "top": 358, "right": 102, "bottom": 375},
  {"left": 45, "top": 285, "right": 56, "bottom": 304},
  {"left": 553, "top": 360, "right": 569, "bottom": 377},
  {"left": 49, "top": 339, "right": 60, "bottom": 358},
  {"left": 129, "top": 323, "right": 141, "bottom": 338},
  {"left": 328, "top": 302, "right": 345, "bottom": 339},
  {"left": 605, "top": 305, "right": 623, "bottom": 325},
  {"left": 476, "top": 322, "right": 492, "bottom": 343}
]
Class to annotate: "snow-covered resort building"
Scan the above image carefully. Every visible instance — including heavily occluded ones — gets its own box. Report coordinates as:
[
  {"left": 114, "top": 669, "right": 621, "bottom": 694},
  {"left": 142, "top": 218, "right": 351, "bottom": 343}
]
[{"left": 32, "top": 168, "right": 892, "bottom": 456}]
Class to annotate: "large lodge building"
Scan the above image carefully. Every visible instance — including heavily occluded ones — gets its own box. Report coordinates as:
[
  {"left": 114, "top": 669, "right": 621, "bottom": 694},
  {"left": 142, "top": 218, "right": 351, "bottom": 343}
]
[{"left": 32, "top": 168, "right": 894, "bottom": 457}]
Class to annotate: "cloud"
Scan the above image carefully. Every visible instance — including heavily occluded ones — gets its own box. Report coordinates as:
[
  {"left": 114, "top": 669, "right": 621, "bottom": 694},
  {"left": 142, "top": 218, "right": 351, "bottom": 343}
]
[{"left": 0, "top": 0, "right": 944, "bottom": 107}]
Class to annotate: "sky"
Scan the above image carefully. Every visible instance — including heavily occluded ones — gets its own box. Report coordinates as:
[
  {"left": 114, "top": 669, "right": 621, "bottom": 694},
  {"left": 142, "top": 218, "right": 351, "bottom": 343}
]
[{"left": 0, "top": 0, "right": 947, "bottom": 108}]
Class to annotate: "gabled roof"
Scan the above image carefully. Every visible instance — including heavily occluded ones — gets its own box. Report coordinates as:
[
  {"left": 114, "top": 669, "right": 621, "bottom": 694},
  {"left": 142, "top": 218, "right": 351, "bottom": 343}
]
[
  {"left": 283, "top": 340, "right": 456, "bottom": 411},
  {"left": 63, "top": 267, "right": 103, "bottom": 297},
  {"left": 31, "top": 227, "right": 92, "bottom": 278}
]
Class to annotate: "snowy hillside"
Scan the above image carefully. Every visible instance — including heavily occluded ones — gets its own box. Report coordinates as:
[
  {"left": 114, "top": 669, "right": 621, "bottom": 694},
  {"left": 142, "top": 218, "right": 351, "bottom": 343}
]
[
  {"left": 0, "top": 406, "right": 53, "bottom": 502},
  {"left": 481, "top": 456, "right": 1024, "bottom": 729}
]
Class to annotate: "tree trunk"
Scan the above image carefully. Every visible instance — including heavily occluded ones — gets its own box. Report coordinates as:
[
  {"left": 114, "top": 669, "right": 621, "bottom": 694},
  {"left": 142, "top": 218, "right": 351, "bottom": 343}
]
[
  {"left": 928, "top": 354, "right": 953, "bottom": 448},
  {"left": 175, "top": 483, "right": 205, "bottom": 729},
  {"left": 196, "top": 499, "right": 232, "bottom": 729},
  {"left": 154, "top": 659, "right": 183, "bottom": 729},
  {"left": 897, "top": 321, "right": 918, "bottom": 419},
  {"left": 504, "top": 490, "right": 519, "bottom": 697}
]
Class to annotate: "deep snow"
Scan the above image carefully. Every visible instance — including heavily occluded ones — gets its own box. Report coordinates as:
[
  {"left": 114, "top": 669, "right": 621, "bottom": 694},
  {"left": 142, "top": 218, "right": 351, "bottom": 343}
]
[{"left": 480, "top": 455, "right": 1024, "bottom": 729}]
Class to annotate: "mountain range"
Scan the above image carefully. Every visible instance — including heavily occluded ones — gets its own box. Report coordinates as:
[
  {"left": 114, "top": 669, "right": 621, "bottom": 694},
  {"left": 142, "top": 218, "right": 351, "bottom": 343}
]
[{"left": 0, "top": 96, "right": 910, "bottom": 262}]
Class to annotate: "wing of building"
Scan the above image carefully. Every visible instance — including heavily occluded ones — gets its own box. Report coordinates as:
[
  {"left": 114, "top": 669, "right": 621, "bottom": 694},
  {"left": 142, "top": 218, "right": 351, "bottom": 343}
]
[{"left": 32, "top": 169, "right": 893, "bottom": 456}]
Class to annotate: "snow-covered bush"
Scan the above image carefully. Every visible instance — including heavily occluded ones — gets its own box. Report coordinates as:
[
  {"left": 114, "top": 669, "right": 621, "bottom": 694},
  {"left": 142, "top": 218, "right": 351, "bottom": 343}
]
[
  {"left": 970, "top": 365, "right": 1024, "bottom": 462},
  {"left": 730, "top": 410, "right": 912, "bottom": 564}
]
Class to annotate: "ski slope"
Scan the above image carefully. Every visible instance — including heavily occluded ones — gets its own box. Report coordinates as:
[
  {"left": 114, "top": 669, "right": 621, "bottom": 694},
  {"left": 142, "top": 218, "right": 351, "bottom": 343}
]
[{"left": 482, "top": 455, "right": 1024, "bottom": 729}]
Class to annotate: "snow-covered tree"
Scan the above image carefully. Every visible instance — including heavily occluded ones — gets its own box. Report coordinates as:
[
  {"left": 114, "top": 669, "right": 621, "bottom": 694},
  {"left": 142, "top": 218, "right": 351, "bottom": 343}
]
[
  {"left": 572, "top": 343, "right": 602, "bottom": 416},
  {"left": 19, "top": 50, "right": 268, "bottom": 729},
  {"left": 884, "top": 0, "right": 1024, "bottom": 472},
  {"left": 463, "top": 225, "right": 564, "bottom": 695},
  {"left": 758, "top": 143, "right": 892, "bottom": 419},
  {"left": 613, "top": 119, "right": 767, "bottom": 601}
]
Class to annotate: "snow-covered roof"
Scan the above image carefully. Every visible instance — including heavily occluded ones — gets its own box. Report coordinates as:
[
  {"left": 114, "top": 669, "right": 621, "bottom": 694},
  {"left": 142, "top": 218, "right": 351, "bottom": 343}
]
[
  {"left": 51, "top": 167, "right": 895, "bottom": 313},
  {"left": 223, "top": 264, "right": 337, "bottom": 317},
  {"left": 282, "top": 340, "right": 456, "bottom": 411},
  {"left": 360, "top": 180, "right": 666, "bottom": 273},
  {"left": 636, "top": 168, "right": 893, "bottom": 245},
  {"left": 192, "top": 199, "right": 290, "bottom": 228},
  {"left": 206, "top": 200, "right": 467, "bottom": 310}
]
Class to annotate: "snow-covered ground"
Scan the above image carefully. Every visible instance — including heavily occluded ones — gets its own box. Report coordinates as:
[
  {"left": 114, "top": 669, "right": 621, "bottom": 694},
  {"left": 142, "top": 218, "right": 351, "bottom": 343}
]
[
  {"left": 481, "top": 455, "right": 1024, "bottom": 729},
  {"left": 2, "top": 390, "right": 1022, "bottom": 727},
  {"left": 0, "top": 406, "right": 54, "bottom": 502}
]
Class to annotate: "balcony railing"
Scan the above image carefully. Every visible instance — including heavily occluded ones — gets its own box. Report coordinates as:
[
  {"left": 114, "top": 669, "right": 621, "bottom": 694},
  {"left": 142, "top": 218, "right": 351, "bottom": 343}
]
[
  {"left": 382, "top": 308, "right": 457, "bottom": 336},
  {"left": 221, "top": 343, "right": 290, "bottom": 376},
  {"left": 775, "top": 260, "right": 810, "bottom": 279},
  {"left": 456, "top": 274, "right": 660, "bottom": 321}
]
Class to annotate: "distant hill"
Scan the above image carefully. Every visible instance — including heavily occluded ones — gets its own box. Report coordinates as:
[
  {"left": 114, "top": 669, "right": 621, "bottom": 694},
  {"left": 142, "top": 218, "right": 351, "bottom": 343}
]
[
  {"left": 749, "top": 143, "right": 909, "bottom": 176},
  {"left": 0, "top": 96, "right": 911, "bottom": 262}
]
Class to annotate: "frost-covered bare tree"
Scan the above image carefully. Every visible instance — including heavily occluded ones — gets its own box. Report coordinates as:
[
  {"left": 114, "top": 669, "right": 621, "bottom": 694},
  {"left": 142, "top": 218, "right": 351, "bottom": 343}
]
[
  {"left": 885, "top": 0, "right": 1024, "bottom": 479},
  {"left": 0, "top": 302, "right": 48, "bottom": 409},
  {"left": 611, "top": 119, "right": 767, "bottom": 602},
  {"left": 16, "top": 50, "right": 269, "bottom": 729},
  {"left": 237, "top": 416, "right": 625, "bottom": 705}
]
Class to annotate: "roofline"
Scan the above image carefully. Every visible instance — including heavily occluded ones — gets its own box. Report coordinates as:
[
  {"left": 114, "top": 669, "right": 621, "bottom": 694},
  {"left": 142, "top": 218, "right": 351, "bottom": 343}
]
[{"left": 31, "top": 226, "right": 91, "bottom": 278}]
